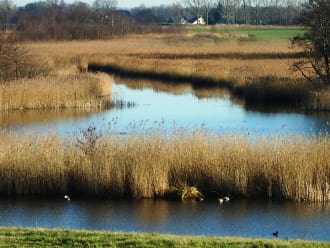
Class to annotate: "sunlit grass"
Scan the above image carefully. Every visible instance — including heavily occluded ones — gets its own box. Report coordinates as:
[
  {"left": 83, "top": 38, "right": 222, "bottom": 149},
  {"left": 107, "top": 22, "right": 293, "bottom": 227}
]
[
  {"left": 0, "top": 128, "right": 329, "bottom": 202},
  {"left": 0, "top": 227, "right": 328, "bottom": 248}
]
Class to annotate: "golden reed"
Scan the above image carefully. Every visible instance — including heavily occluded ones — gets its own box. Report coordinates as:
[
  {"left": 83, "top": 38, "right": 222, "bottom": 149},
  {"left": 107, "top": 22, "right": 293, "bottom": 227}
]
[
  {"left": 23, "top": 35, "right": 329, "bottom": 110},
  {"left": 0, "top": 129, "right": 328, "bottom": 202},
  {"left": 0, "top": 73, "right": 112, "bottom": 110}
]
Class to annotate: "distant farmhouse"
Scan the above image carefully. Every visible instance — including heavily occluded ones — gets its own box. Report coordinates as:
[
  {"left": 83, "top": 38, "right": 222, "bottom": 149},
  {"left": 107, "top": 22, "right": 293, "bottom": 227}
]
[
  {"left": 179, "top": 17, "right": 206, "bottom": 25},
  {"left": 192, "top": 17, "right": 206, "bottom": 25}
]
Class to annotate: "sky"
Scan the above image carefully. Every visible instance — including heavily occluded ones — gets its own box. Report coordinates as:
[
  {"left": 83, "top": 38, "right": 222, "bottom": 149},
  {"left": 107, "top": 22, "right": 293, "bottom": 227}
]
[{"left": 13, "top": 0, "right": 180, "bottom": 9}]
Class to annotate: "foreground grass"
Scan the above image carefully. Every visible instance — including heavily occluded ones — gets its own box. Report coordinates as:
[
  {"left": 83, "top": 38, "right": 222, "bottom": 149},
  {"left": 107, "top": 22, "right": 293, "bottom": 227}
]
[
  {"left": 0, "top": 227, "right": 329, "bottom": 248},
  {"left": 0, "top": 129, "right": 329, "bottom": 202}
]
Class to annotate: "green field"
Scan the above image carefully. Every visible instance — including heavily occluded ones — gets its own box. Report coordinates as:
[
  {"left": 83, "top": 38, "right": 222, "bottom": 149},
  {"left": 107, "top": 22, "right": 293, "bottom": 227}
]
[
  {"left": 0, "top": 227, "right": 329, "bottom": 248},
  {"left": 184, "top": 26, "right": 306, "bottom": 40},
  {"left": 225, "top": 27, "right": 306, "bottom": 40}
]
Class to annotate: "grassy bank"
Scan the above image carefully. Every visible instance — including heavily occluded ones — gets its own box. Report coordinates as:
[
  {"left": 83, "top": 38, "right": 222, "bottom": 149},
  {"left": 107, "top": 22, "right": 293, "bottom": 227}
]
[
  {"left": 0, "top": 73, "right": 112, "bottom": 110},
  {"left": 0, "top": 129, "right": 329, "bottom": 202},
  {"left": 0, "top": 227, "right": 328, "bottom": 248}
]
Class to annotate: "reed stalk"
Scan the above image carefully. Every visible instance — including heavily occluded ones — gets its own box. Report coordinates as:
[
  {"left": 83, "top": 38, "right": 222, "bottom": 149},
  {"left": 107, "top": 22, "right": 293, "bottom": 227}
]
[
  {"left": 0, "top": 129, "right": 328, "bottom": 202},
  {"left": 0, "top": 73, "right": 112, "bottom": 110}
]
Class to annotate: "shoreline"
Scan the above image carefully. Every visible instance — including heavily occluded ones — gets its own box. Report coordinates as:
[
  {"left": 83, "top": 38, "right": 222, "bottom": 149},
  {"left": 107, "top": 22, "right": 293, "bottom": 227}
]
[{"left": 0, "top": 227, "right": 329, "bottom": 247}]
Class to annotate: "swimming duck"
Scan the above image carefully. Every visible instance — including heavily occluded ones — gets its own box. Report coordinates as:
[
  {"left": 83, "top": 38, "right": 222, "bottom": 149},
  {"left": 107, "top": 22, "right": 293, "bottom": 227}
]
[{"left": 218, "top": 196, "right": 230, "bottom": 204}]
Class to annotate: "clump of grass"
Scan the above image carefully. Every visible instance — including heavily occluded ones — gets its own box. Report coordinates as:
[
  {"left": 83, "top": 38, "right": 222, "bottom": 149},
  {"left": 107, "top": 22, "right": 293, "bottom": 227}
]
[
  {"left": 0, "top": 73, "right": 112, "bottom": 110},
  {"left": 0, "top": 128, "right": 329, "bottom": 202}
]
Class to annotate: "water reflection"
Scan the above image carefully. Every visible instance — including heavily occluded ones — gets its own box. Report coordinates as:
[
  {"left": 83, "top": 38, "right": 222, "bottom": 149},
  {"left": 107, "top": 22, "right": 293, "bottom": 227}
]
[
  {"left": 0, "top": 198, "right": 329, "bottom": 241},
  {"left": 1, "top": 76, "right": 329, "bottom": 136},
  {"left": 0, "top": 109, "right": 106, "bottom": 128}
]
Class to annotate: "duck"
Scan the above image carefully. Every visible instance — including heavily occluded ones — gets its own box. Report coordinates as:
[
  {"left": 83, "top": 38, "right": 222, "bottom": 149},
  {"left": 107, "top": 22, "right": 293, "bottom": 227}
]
[
  {"left": 218, "top": 196, "right": 230, "bottom": 204},
  {"left": 272, "top": 230, "right": 279, "bottom": 238}
]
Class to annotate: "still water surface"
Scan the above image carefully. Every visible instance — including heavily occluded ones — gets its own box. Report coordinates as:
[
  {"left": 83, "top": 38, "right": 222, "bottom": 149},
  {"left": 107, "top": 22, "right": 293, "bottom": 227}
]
[
  {"left": 0, "top": 198, "right": 329, "bottom": 241},
  {"left": 1, "top": 77, "right": 329, "bottom": 136}
]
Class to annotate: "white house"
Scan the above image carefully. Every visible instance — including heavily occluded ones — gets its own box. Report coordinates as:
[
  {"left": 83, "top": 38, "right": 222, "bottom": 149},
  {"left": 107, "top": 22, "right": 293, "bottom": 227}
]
[{"left": 192, "top": 17, "right": 206, "bottom": 25}]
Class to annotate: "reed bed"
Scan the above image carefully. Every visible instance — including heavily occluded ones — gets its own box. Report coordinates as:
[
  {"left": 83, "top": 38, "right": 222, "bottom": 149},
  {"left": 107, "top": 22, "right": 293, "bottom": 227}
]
[
  {"left": 0, "top": 128, "right": 329, "bottom": 202},
  {"left": 19, "top": 33, "right": 328, "bottom": 110},
  {"left": 0, "top": 73, "right": 112, "bottom": 110},
  {"left": 26, "top": 36, "right": 297, "bottom": 58}
]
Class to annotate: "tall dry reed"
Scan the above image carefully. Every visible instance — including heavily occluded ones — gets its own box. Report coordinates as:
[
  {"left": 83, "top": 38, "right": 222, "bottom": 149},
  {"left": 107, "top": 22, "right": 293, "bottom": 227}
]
[
  {"left": 24, "top": 35, "right": 330, "bottom": 110},
  {"left": 0, "top": 73, "right": 112, "bottom": 110},
  {"left": 0, "top": 128, "right": 329, "bottom": 202}
]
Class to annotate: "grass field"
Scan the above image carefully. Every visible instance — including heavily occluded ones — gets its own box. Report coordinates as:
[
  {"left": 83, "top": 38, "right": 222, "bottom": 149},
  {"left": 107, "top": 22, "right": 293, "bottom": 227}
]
[
  {"left": 0, "top": 227, "right": 329, "bottom": 248},
  {"left": 224, "top": 27, "right": 306, "bottom": 40},
  {"left": 184, "top": 25, "right": 307, "bottom": 40}
]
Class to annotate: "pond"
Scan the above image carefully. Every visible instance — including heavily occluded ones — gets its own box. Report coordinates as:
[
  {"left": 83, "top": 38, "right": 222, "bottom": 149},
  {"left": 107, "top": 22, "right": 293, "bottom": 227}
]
[
  {"left": 1, "top": 76, "right": 329, "bottom": 136},
  {"left": 0, "top": 198, "right": 329, "bottom": 241}
]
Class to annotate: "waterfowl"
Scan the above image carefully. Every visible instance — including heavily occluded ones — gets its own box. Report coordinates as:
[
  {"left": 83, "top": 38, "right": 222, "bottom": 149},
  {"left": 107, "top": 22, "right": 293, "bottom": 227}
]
[
  {"left": 218, "top": 196, "right": 230, "bottom": 204},
  {"left": 64, "top": 195, "right": 71, "bottom": 201},
  {"left": 272, "top": 231, "right": 279, "bottom": 238}
]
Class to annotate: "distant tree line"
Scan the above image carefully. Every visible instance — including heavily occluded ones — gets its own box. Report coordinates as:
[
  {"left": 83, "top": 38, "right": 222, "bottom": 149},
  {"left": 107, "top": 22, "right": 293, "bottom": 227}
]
[
  {"left": 183, "top": 0, "right": 306, "bottom": 25},
  {"left": 0, "top": 0, "right": 307, "bottom": 41},
  {"left": 0, "top": 0, "right": 166, "bottom": 40}
]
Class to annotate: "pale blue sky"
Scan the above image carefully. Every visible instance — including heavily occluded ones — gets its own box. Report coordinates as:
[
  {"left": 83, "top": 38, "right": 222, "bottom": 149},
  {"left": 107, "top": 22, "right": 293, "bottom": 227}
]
[{"left": 14, "top": 0, "right": 181, "bottom": 8}]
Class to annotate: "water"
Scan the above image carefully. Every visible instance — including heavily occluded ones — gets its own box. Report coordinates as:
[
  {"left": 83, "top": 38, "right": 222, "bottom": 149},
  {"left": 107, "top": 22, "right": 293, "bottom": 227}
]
[
  {"left": 1, "top": 76, "right": 330, "bottom": 241},
  {"left": 0, "top": 198, "right": 329, "bottom": 241},
  {"left": 1, "top": 77, "right": 329, "bottom": 136}
]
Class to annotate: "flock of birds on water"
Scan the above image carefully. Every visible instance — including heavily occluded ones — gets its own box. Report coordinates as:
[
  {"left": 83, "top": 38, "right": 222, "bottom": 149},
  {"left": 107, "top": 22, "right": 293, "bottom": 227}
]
[{"left": 63, "top": 194, "right": 279, "bottom": 238}]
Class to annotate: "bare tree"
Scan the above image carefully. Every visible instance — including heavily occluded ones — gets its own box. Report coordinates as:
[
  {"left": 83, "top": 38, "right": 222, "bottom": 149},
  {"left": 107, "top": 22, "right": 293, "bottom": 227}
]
[
  {"left": 202, "top": 0, "right": 216, "bottom": 25},
  {"left": 241, "top": 0, "right": 248, "bottom": 24},
  {"left": 0, "top": 0, "right": 13, "bottom": 31},
  {"left": 292, "top": 0, "right": 330, "bottom": 86},
  {"left": 94, "top": 0, "right": 117, "bottom": 12},
  {"left": 250, "top": 0, "right": 261, "bottom": 24},
  {"left": 94, "top": 0, "right": 117, "bottom": 36},
  {"left": 184, "top": 0, "right": 203, "bottom": 20}
]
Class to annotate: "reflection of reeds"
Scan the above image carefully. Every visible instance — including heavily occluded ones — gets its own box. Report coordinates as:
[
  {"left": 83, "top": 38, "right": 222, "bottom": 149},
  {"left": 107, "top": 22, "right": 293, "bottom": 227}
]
[
  {"left": 115, "top": 76, "right": 194, "bottom": 96},
  {"left": 0, "top": 129, "right": 329, "bottom": 202},
  {"left": 0, "top": 73, "right": 112, "bottom": 110},
  {"left": 0, "top": 109, "right": 105, "bottom": 127}
]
